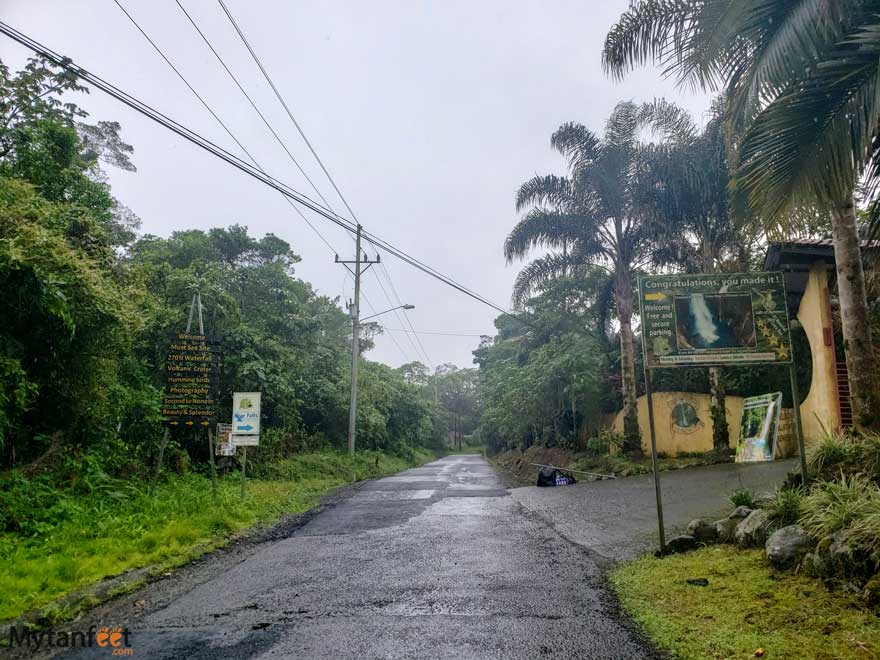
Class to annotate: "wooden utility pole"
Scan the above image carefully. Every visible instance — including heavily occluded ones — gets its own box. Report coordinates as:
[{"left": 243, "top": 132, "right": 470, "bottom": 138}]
[{"left": 335, "top": 225, "right": 379, "bottom": 454}]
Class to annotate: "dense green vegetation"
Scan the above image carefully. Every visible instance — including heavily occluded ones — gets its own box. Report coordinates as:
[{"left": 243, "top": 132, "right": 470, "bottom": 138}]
[
  {"left": 0, "top": 57, "right": 452, "bottom": 474},
  {"left": 477, "top": 99, "right": 816, "bottom": 455},
  {"left": 604, "top": 0, "right": 880, "bottom": 429},
  {"left": 0, "top": 448, "right": 433, "bottom": 622},
  {"left": 0, "top": 58, "right": 461, "bottom": 620}
]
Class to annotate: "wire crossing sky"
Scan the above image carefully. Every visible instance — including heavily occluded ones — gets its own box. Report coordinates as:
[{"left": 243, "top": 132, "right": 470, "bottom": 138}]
[{"left": 1, "top": 0, "right": 709, "bottom": 368}]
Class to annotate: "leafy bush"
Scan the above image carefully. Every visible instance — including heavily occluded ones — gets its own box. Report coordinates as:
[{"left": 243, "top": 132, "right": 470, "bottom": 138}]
[
  {"left": 729, "top": 488, "right": 756, "bottom": 508},
  {"left": 847, "top": 506, "right": 880, "bottom": 558},
  {"left": 762, "top": 486, "right": 805, "bottom": 528},
  {"left": 799, "top": 474, "right": 880, "bottom": 540},
  {"left": 585, "top": 427, "right": 624, "bottom": 456},
  {"left": 809, "top": 431, "right": 859, "bottom": 476}
]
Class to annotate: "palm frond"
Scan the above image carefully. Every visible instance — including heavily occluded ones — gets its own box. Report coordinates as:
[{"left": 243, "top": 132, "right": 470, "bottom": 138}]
[
  {"left": 515, "top": 174, "right": 577, "bottom": 213},
  {"left": 602, "top": 0, "right": 695, "bottom": 81},
  {"left": 550, "top": 122, "right": 602, "bottom": 173},
  {"left": 511, "top": 252, "right": 582, "bottom": 309},
  {"left": 637, "top": 98, "right": 699, "bottom": 143},
  {"left": 727, "top": 0, "right": 863, "bottom": 128},
  {"left": 736, "top": 21, "right": 880, "bottom": 220},
  {"left": 504, "top": 209, "right": 597, "bottom": 262}
]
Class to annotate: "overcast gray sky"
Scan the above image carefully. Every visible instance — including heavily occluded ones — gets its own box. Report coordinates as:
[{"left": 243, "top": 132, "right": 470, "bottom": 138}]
[{"left": 3, "top": 0, "right": 710, "bottom": 369}]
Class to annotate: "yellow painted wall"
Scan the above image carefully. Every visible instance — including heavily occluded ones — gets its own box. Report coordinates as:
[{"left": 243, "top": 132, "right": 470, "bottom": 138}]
[
  {"left": 612, "top": 393, "right": 798, "bottom": 457},
  {"left": 613, "top": 392, "right": 744, "bottom": 455},
  {"left": 796, "top": 261, "right": 841, "bottom": 442},
  {"left": 610, "top": 263, "right": 839, "bottom": 456}
]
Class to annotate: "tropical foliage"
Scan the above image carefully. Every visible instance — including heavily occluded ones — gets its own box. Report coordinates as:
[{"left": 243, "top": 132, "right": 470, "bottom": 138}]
[
  {"left": 0, "top": 57, "right": 446, "bottom": 477},
  {"left": 604, "top": 0, "right": 880, "bottom": 428},
  {"left": 505, "top": 100, "right": 698, "bottom": 452}
]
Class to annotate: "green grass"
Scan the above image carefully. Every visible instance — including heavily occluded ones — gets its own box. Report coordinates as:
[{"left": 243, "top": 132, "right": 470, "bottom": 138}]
[
  {"left": 612, "top": 546, "right": 880, "bottom": 660},
  {"left": 0, "top": 448, "right": 434, "bottom": 622},
  {"left": 729, "top": 487, "right": 757, "bottom": 508}
]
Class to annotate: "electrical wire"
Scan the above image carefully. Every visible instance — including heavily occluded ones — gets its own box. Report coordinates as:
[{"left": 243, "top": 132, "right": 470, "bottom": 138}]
[
  {"left": 379, "top": 327, "right": 489, "bottom": 338},
  {"left": 0, "top": 20, "right": 517, "bottom": 321},
  {"left": 113, "top": 3, "right": 414, "bottom": 364},
  {"left": 112, "top": 2, "right": 342, "bottom": 259},
  {"left": 213, "top": 0, "right": 437, "bottom": 366},
  {"left": 172, "top": 0, "right": 337, "bottom": 212}
]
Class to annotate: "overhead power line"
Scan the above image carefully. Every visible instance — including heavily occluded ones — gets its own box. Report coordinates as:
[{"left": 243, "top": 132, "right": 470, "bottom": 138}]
[
  {"left": 215, "top": 0, "right": 357, "bottom": 224},
  {"left": 165, "top": 1, "right": 416, "bottom": 363},
  {"left": 112, "top": 2, "right": 414, "bottom": 364},
  {"left": 171, "top": 0, "right": 336, "bottom": 212},
  {"left": 380, "top": 327, "right": 490, "bottom": 338},
  {"left": 213, "top": 0, "right": 434, "bottom": 367},
  {"left": 111, "top": 2, "right": 341, "bottom": 263},
  {"left": 0, "top": 21, "right": 515, "bottom": 320}
]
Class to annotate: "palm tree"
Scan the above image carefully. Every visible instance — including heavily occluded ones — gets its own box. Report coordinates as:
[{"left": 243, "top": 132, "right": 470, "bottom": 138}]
[
  {"left": 647, "top": 98, "right": 757, "bottom": 449},
  {"left": 506, "top": 101, "right": 693, "bottom": 452},
  {"left": 603, "top": 0, "right": 880, "bottom": 428}
]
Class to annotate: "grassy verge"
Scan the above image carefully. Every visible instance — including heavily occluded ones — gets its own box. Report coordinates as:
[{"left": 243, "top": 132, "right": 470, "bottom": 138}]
[
  {"left": 571, "top": 451, "right": 726, "bottom": 478},
  {"left": 611, "top": 546, "right": 880, "bottom": 660},
  {"left": 0, "top": 448, "right": 433, "bottom": 622}
]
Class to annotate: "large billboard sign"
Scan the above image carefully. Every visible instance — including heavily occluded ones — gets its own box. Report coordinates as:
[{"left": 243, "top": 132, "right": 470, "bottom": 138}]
[
  {"left": 162, "top": 332, "right": 222, "bottom": 424},
  {"left": 639, "top": 272, "right": 791, "bottom": 368}
]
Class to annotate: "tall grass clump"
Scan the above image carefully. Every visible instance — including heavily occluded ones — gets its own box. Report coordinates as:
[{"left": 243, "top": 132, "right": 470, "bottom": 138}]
[
  {"left": 729, "top": 488, "right": 756, "bottom": 509},
  {"left": 809, "top": 430, "right": 859, "bottom": 477},
  {"left": 807, "top": 429, "right": 880, "bottom": 482},
  {"left": 799, "top": 474, "right": 880, "bottom": 540},
  {"left": 763, "top": 486, "right": 805, "bottom": 528}
]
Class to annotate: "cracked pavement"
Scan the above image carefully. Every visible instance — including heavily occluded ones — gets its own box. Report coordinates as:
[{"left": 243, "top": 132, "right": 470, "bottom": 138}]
[{"left": 56, "top": 455, "right": 658, "bottom": 659}]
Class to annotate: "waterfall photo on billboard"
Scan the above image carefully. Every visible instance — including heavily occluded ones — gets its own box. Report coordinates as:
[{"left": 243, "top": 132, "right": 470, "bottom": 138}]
[{"left": 673, "top": 293, "right": 757, "bottom": 350}]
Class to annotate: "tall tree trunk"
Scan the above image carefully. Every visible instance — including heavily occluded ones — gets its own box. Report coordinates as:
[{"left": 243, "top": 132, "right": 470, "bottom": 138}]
[
  {"left": 701, "top": 238, "right": 729, "bottom": 450},
  {"left": 831, "top": 196, "right": 878, "bottom": 429},
  {"left": 616, "top": 269, "right": 640, "bottom": 453},
  {"left": 708, "top": 367, "right": 729, "bottom": 450}
]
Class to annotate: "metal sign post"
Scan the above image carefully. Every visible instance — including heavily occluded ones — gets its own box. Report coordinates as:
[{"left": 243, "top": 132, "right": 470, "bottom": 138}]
[
  {"left": 641, "top": 367, "right": 666, "bottom": 554},
  {"left": 157, "top": 292, "right": 221, "bottom": 492},
  {"left": 232, "top": 392, "right": 261, "bottom": 500},
  {"left": 240, "top": 446, "right": 247, "bottom": 500},
  {"left": 637, "top": 271, "right": 804, "bottom": 555}
]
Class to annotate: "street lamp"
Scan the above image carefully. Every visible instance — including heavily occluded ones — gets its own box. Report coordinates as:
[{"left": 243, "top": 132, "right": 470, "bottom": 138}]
[{"left": 360, "top": 304, "right": 415, "bottom": 321}]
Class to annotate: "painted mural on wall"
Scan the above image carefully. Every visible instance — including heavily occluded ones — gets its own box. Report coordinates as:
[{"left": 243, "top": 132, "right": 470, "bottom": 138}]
[{"left": 669, "top": 399, "right": 703, "bottom": 435}]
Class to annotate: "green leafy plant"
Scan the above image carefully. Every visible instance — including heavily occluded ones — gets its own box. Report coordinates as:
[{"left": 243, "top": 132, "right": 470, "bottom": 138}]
[
  {"left": 762, "top": 486, "right": 805, "bottom": 529},
  {"left": 809, "top": 431, "right": 859, "bottom": 476},
  {"left": 799, "top": 474, "right": 880, "bottom": 541},
  {"left": 729, "top": 488, "right": 756, "bottom": 509},
  {"left": 585, "top": 427, "right": 624, "bottom": 457}
]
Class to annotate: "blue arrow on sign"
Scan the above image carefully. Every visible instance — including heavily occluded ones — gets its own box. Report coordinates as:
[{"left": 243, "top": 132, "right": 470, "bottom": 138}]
[{"left": 237, "top": 424, "right": 254, "bottom": 431}]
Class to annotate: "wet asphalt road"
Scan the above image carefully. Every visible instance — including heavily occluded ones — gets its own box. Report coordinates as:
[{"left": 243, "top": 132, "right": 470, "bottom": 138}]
[
  {"left": 513, "top": 458, "right": 797, "bottom": 561},
  {"left": 63, "top": 454, "right": 657, "bottom": 660}
]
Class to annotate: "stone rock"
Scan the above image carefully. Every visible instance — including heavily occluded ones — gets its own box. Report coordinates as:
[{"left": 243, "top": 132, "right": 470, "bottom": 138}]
[
  {"left": 862, "top": 574, "right": 880, "bottom": 608},
  {"left": 687, "top": 518, "right": 718, "bottom": 543},
  {"left": 828, "top": 531, "right": 855, "bottom": 565},
  {"left": 666, "top": 534, "right": 699, "bottom": 554},
  {"left": 735, "top": 510, "right": 771, "bottom": 547},
  {"left": 765, "top": 525, "right": 813, "bottom": 568},
  {"left": 729, "top": 505, "right": 754, "bottom": 520},
  {"left": 714, "top": 518, "right": 739, "bottom": 543},
  {"left": 801, "top": 551, "right": 828, "bottom": 578}
]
